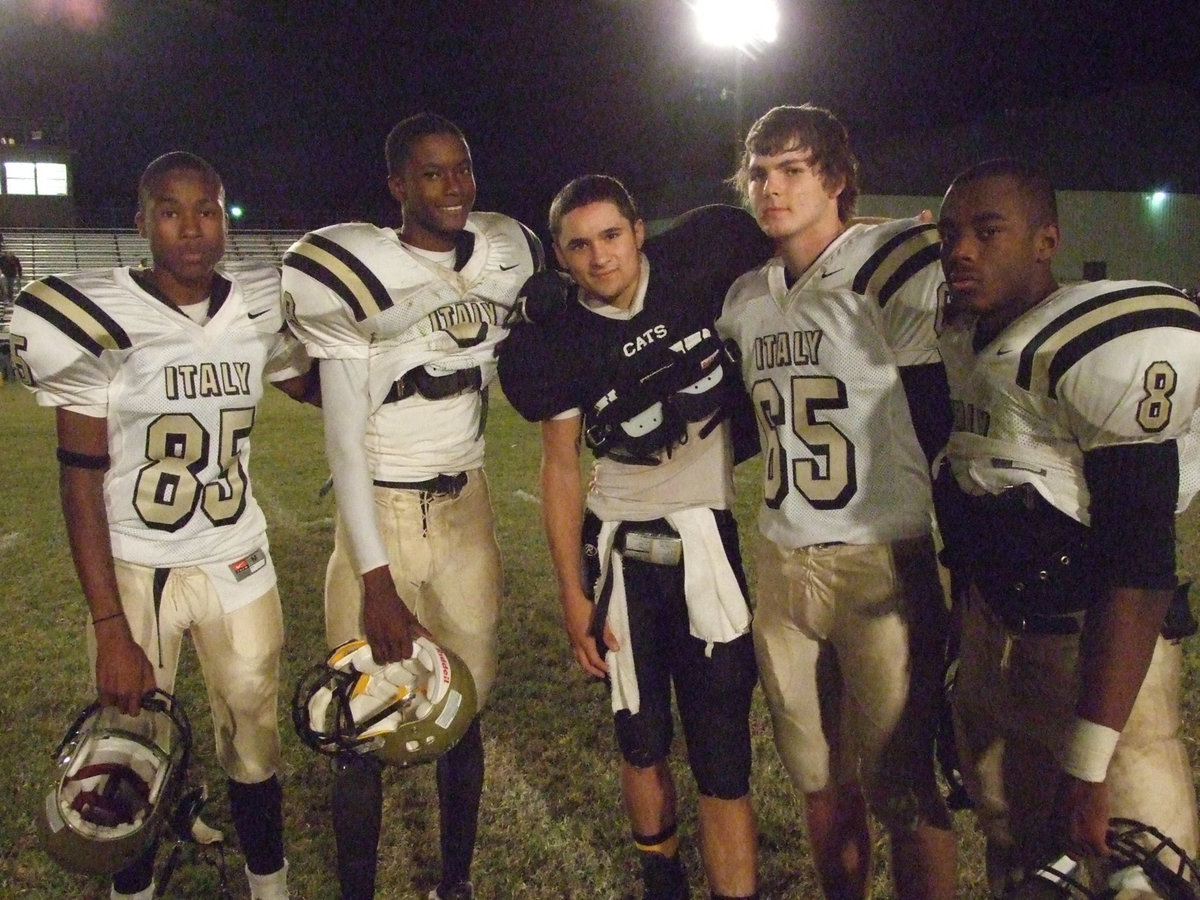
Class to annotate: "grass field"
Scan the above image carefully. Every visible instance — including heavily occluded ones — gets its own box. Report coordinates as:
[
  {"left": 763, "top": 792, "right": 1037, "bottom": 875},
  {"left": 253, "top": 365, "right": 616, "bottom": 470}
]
[{"left": 1, "top": 382, "right": 1197, "bottom": 899}]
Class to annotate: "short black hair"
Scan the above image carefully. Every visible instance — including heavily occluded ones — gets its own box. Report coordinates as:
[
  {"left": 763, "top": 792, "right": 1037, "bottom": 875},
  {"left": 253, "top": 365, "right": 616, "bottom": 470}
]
[
  {"left": 384, "top": 113, "right": 468, "bottom": 175},
  {"left": 948, "top": 158, "right": 1058, "bottom": 227},
  {"left": 138, "top": 151, "right": 223, "bottom": 213},
  {"left": 548, "top": 175, "right": 639, "bottom": 238}
]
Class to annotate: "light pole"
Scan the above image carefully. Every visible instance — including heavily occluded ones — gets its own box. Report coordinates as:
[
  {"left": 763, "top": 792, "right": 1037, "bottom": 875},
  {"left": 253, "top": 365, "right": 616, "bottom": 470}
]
[{"left": 690, "top": 0, "right": 779, "bottom": 144}]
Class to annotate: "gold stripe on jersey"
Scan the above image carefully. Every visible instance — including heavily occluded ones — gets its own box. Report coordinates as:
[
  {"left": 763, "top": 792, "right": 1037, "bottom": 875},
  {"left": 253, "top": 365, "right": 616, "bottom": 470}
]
[
  {"left": 283, "top": 233, "right": 393, "bottom": 323},
  {"left": 1016, "top": 285, "right": 1200, "bottom": 398},
  {"left": 852, "top": 223, "right": 940, "bottom": 307},
  {"left": 16, "top": 276, "right": 133, "bottom": 357}
]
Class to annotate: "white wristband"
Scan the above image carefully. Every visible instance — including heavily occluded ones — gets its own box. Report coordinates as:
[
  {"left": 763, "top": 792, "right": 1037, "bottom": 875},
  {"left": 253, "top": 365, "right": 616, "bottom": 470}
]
[{"left": 1061, "top": 718, "right": 1120, "bottom": 782}]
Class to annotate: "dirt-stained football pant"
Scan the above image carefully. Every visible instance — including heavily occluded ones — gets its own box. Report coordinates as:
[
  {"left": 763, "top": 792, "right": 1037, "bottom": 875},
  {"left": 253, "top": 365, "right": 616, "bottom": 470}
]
[
  {"left": 89, "top": 560, "right": 284, "bottom": 784},
  {"left": 954, "top": 585, "right": 1199, "bottom": 893},
  {"left": 752, "top": 534, "right": 950, "bottom": 832},
  {"left": 325, "top": 466, "right": 502, "bottom": 706}
]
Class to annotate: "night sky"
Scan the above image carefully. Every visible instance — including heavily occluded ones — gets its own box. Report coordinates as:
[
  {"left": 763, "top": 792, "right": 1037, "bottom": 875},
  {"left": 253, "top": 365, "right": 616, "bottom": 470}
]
[{"left": 2, "top": 0, "right": 1197, "bottom": 231}]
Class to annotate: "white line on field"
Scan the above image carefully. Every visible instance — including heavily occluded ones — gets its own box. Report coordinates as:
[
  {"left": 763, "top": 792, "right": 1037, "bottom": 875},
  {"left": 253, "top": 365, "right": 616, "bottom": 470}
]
[
  {"left": 513, "top": 489, "right": 540, "bottom": 504},
  {"left": 0, "top": 533, "right": 20, "bottom": 553}
]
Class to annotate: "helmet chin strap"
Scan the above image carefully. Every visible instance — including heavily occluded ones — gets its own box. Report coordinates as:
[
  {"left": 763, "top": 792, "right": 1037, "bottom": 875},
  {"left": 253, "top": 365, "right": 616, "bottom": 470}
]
[{"left": 158, "top": 783, "right": 234, "bottom": 899}]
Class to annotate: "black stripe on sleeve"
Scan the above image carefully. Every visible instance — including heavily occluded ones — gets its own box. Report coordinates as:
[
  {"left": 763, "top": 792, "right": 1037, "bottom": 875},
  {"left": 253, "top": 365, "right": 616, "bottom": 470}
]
[
  {"left": 1016, "top": 286, "right": 1198, "bottom": 395},
  {"left": 16, "top": 276, "right": 132, "bottom": 357},
  {"left": 852, "top": 223, "right": 939, "bottom": 301},
  {"left": 283, "top": 233, "right": 392, "bottom": 323}
]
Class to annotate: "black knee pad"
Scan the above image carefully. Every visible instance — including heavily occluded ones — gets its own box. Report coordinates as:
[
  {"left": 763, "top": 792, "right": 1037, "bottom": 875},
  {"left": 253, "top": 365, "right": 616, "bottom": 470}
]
[{"left": 615, "top": 705, "right": 673, "bottom": 769}]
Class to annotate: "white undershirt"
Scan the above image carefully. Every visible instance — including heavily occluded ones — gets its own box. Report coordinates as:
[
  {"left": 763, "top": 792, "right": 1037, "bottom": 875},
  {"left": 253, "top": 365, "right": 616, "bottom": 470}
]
[{"left": 177, "top": 299, "right": 210, "bottom": 323}]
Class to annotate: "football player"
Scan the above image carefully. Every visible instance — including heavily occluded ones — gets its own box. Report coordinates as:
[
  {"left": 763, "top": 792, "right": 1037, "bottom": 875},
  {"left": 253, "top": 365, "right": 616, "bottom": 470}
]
[
  {"left": 498, "top": 178, "right": 770, "bottom": 900},
  {"left": 11, "top": 152, "right": 312, "bottom": 900},
  {"left": 716, "top": 104, "right": 957, "bottom": 900},
  {"left": 936, "top": 158, "right": 1200, "bottom": 896},
  {"left": 280, "top": 112, "right": 542, "bottom": 900}
]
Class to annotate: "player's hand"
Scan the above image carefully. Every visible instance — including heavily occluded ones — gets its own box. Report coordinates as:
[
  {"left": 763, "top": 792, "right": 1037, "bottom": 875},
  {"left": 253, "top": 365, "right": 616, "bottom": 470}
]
[
  {"left": 94, "top": 620, "right": 157, "bottom": 716},
  {"left": 361, "top": 567, "right": 432, "bottom": 664},
  {"left": 560, "top": 588, "right": 613, "bottom": 679},
  {"left": 1054, "top": 773, "right": 1111, "bottom": 859}
]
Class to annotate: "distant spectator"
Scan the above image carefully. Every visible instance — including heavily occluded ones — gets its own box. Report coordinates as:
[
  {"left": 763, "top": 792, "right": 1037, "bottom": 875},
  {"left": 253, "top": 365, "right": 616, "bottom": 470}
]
[{"left": 0, "top": 234, "right": 22, "bottom": 303}]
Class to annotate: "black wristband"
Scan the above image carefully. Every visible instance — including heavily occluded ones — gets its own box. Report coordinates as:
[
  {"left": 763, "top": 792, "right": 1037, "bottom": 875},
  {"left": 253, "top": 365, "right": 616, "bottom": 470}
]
[
  {"left": 91, "top": 610, "right": 125, "bottom": 626},
  {"left": 57, "top": 447, "right": 111, "bottom": 470}
]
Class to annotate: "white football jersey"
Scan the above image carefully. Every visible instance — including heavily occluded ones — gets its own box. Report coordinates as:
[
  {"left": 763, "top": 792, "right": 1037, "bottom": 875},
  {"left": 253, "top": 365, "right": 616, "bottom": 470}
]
[
  {"left": 940, "top": 280, "right": 1200, "bottom": 521},
  {"left": 790, "top": 217, "right": 943, "bottom": 367},
  {"left": 11, "top": 264, "right": 307, "bottom": 571},
  {"left": 718, "top": 271, "right": 932, "bottom": 548},
  {"left": 282, "top": 213, "right": 540, "bottom": 480}
]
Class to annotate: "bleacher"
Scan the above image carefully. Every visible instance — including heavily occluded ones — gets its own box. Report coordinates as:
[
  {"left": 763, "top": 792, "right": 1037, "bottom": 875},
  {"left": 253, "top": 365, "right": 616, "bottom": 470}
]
[
  {"left": 0, "top": 227, "right": 305, "bottom": 286},
  {"left": 0, "top": 229, "right": 305, "bottom": 379}
]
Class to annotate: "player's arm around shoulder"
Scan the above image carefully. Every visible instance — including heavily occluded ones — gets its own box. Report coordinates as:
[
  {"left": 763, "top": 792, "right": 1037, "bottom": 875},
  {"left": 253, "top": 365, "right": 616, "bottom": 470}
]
[
  {"left": 56, "top": 408, "right": 156, "bottom": 716},
  {"left": 539, "top": 415, "right": 612, "bottom": 677},
  {"left": 235, "top": 262, "right": 322, "bottom": 406}
]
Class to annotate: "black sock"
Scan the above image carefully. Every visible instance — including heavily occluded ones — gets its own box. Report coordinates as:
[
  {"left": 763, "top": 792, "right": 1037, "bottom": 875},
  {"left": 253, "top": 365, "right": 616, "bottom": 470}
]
[
  {"left": 332, "top": 754, "right": 383, "bottom": 900},
  {"left": 111, "top": 838, "right": 158, "bottom": 895},
  {"left": 436, "top": 716, "right": 483, "bottom": 890},
  {"left": 635, "top": 823, "right": 688, "bottom": 900},
  {"left": 228, "top": 775, "right": 285, "bottom": 875}
]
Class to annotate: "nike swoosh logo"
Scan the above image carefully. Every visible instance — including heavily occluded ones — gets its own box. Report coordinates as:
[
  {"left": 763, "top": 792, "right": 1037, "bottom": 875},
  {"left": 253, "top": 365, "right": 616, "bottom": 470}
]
[
  {"left": 248, "top": 309, "right": 272, "bottom": 319},
  {"left": 820, "top": 268, "right": 844, "bottom": 279},
  {"left": 499, "top": 263, "right": 520, "bottom": 271},
  {"left": 996, "top": 348, "right": 1014, "bottom": 355}
]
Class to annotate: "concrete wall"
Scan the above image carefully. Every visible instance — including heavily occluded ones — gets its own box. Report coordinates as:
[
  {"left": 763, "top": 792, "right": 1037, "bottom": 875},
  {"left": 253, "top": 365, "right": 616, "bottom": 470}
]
[{"left": 858, "top": 192, "right": 1200, "bottom": 291}]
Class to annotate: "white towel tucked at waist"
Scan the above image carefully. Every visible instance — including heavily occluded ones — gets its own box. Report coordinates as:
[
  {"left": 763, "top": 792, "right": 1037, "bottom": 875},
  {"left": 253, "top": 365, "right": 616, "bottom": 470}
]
[{"left": 596, "top": 507, "right": 751, "bottom": 715}]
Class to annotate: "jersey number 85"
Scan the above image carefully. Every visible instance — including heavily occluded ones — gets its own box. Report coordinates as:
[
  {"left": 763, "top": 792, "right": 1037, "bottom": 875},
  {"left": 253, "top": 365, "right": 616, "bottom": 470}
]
[{"left": 134, "top": 408, "right": 254, "bottom": 531}]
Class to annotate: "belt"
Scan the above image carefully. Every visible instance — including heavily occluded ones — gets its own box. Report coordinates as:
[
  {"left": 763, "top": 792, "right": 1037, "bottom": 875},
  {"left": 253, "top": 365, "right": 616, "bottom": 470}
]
[
  {"left": 984, "top": 598, "right": 1084, "bottom": 635},
  {"left": 383, "top": 367, "right": 481, "bottom": 404},
  {"left": 373, "top": 472, "right": 467, "bottom": 497},
  {"left": 615, "top": 526, "right": 683, "bottom": 567}
]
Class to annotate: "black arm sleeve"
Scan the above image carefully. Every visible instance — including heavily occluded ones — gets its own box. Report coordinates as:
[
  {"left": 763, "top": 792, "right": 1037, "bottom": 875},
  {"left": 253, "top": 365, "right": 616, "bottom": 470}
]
[
  {"left": 899, "top": 361, "right": 952, "bottom": 466},
  {"left": 1083, "top": 441, "right": 1179, "bottom": 591}
]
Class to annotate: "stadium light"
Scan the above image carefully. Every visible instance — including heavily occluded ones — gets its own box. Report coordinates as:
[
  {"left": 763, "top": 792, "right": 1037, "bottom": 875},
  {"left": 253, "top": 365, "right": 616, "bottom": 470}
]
[
  {"left": 229, "top": 204, "right": 244, "bottom": 220},
  {"left": 691, "top": 0, "right": 779, "bottom": 146},
  {"left": 691, "top": 0, "right": 779, "bottom": 54}
]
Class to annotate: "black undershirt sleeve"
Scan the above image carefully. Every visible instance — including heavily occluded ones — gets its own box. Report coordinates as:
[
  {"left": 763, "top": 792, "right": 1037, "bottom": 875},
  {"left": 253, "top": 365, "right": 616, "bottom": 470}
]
[
  {"left": 1083, "top": 440, "right": 1179, "bottom": 591},
  {"left": 899, "top": 361, "right": 952, "bottom": 466}
]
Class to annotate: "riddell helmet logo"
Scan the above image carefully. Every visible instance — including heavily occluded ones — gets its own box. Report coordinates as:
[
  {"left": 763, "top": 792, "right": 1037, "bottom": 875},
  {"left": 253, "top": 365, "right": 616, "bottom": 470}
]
[{"left": 437, "top": 650, "right": 451, "bottom": 682}]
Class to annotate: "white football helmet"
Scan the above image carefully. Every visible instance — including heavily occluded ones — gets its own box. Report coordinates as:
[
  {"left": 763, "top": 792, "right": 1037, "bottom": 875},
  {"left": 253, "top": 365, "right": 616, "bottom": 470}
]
[
  {"left": 293, "top": 637, "right": 477, "bottom": 767},
  {"left": 34, "top": 689, "right": 197, "bottom": 876}
]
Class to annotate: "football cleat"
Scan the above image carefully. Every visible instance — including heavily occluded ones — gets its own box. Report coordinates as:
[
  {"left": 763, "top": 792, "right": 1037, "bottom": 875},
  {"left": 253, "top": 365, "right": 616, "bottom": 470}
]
[
  {"left": 34, "top": 689, "right": 198, "bottom": 876},
  {"left": 292, "top": 636, "right": 477, "bottom": 767}
]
